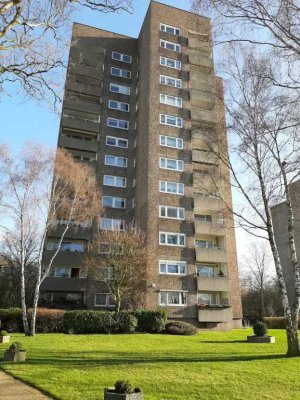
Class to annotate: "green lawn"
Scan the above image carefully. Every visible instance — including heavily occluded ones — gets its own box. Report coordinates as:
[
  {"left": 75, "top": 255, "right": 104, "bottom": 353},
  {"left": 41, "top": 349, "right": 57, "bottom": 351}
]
[{"left": 1, "top": 329, "right": 299, "bottom": 400}]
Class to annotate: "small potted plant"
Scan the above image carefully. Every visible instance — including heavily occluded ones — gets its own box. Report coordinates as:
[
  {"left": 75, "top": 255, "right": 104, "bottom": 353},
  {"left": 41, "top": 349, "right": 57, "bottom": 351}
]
[
  {"left": 0, "top": 330, "right": 10, "bottom": 344},
  {"left": 247, "top": 321, "right": 275, "bottom": 343},
  {"left": 104, "top": 380, "right": 143, "bottom": 400},
  {"left": 3, "top": 341, "right": 27, "bottom": 362}
]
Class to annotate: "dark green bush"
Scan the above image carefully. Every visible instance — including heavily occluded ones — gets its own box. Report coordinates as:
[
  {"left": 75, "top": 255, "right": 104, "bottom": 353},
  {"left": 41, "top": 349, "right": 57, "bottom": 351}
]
[
  {"left": 114, "top": 380, "right": 133, "bottom": 394},
  {"left": 0, "top": 308, "right": 22, "bottom": 332},
  {"left": 0, "top": 330, "right": 8, "bottom": 336},
  {"left": 116, "top": 311, "right": 138, "bottom": 333},
  {"left": 63, "top": 310, "right": 116, "bottom": 334},
  {"left": 9, "top": 342, "right": 23, "bottom": 352},
  {"left": 35, "top": 308, "right": 65, "bottom": 333},
  {"left": 165, "top": 321, "right": 198, "bottom": 336},
  {"left": 133, "top": 309, "right": 168, "bottom": 333},
  {"left": 253, "top": 321, "right": 268, "bottom": 336},
  {"left": 263, "top": 317, "right": 300, "bottom": 329}
]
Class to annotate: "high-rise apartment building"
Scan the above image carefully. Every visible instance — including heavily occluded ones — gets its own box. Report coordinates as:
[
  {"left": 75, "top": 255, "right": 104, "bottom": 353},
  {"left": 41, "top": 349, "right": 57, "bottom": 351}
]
[{"left": 40, "top": 1, "right": 242, "bottom": 329}]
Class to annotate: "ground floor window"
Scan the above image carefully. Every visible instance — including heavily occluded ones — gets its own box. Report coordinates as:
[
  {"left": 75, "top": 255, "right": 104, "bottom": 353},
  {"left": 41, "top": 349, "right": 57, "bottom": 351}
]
[
  {"left": 94, "top": 293, "right": 114, "bottom": 307},
  {"left": 160, "top": 291, "right": 187, "bottom": 306},
  {"left": 198, "top": 292, "right": 219, "bottom": 306}
]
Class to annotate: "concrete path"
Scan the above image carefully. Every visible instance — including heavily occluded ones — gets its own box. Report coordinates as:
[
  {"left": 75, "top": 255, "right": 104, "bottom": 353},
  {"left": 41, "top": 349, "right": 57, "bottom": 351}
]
[{"left": 0, "top": 370, "right": 51, "bottom": 399}]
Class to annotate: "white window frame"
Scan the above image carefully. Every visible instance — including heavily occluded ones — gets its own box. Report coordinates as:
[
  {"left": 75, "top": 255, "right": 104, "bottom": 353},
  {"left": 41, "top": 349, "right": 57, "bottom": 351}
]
[
  {"left": 107, "top": 117, "right": 129, "bottom": 130},
  {"left": 111, "top": 52, "right": 132, "bottom": 64},
  {"left": 159, "top": 261, "right": 187, "bottom": 275},
  {"left": 159, "top": 206, "right": 185, "bottom": 220},
  {"left": 160, "top": 74, "right": 182, "bottom": 88},
  {"left": 108, "top": 100, "right": 130, "bottom": 112},
  {"left": 159, "top": 232, "right": 186, "bottom": 247},
  {"left": 160, "top": 56, "right": 181, "bottom": 70},
  {"left": 160, "top": 114, "right": 183, "bottom": 128},
  {"left": 105, "top": 155, "right": 127, "bottom": 168},
  {"left": 109, "top": 83, "right": 131, "bottom": 95},
  {"left": 103, "top": 175, "right": 127, "bottom": 188},
  {"left": 159, "top": 181, "right": 184, "bottom": 195},
  {"left": 160, "top": 291, "right": 187, "bottom": 306},
  {"left": 159, "top": 157, "right": 184, "bottom": 171},
  {"left": 106, "top": 136, "right": 128, "bottom": 148},
  {"left": 110, "top": 66, "right": 131, "bottom": 79},
  {"left": 195, "top": 240, "right": 217, "bottom": 249},
  {"left": 94, "top": 293, "right": 114, "bottom": 307},
  {"left": 53, "top": 267, "right": 71, "bottom": 278},
  {"left": 100, "top": 218, "right": 125, "bottom": 231},
  {"left": 160, "top": 23, "right": 180, "bottom": 36},
  {"left": 160, "top": 94, "right": 182, "bottom": 108},
  {"left": 160, "top": 135, "right": 183, "bottom": 149},
  {"left": 160, "top": 39, "right": 181, "bottom": 53},
  {"left": 102, "top": 196, "right": 126, "bottom": 209}
]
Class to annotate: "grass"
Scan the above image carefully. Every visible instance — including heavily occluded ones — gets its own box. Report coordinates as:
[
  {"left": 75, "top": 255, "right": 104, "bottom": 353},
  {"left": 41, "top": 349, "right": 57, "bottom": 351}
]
[{"left": 1, "top": 329, "right": 300, "bottom": 400}]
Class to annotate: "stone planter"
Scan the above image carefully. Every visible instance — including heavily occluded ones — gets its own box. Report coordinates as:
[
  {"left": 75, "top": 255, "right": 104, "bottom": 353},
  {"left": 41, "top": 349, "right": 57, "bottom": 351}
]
[
  {"left": 3, "top": 350, "right": 27, "bottom": 362},
  {"left": 0, "top": 335, "right": 10, "bottom": 344},
  {"left": 104, "top": 389, "right": 144, "bottom": 400},
  {"left": 247, "top": 335, "right": 275, "bottom": 343}
]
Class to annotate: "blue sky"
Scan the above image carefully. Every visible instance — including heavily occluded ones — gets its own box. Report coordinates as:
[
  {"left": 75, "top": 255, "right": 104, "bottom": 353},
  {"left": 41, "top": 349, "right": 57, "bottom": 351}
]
[{"left": 0, "top": 0, "right": 192, "bottom": 152}]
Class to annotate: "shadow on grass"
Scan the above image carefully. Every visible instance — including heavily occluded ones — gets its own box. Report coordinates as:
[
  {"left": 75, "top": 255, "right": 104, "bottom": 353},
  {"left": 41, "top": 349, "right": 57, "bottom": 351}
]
[
  {"left": 200, "top": 340, "right": 248, "bottom": 343},
  {"left": 1, "top": 352, "right": 287, "bottom": 368}
]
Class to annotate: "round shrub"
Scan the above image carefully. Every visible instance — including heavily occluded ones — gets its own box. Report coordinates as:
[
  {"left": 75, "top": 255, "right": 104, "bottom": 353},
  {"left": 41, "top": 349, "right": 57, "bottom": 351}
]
[
  {"left": 165, "top": 321, "right": 198, "bottom": 336},
  {"left": 115, "top": 380, "right": 133, "bottom": 394},
  {"left": 253, "top": 321, "right": 268, "bottom": 337},
  {"left": 0, "top": 330, "right": 8, "bottom": 336},
  {"left": 9, "top": 342, "right": 22, "bottom": 352},
  {"left": 133, "top": 309, "right": 167, "bottom": 333},
  {"left": 116, "top": 312, "right": 138, "bottom": 333}
]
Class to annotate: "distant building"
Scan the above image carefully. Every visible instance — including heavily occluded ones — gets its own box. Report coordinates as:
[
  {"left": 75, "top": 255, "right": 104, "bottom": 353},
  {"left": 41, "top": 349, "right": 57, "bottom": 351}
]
[
  {"left": 271, "top": 180, "right": 300, "bottom": 305},
  {"left": 40, "top": 1, "right": 242, "bottom": 329}
]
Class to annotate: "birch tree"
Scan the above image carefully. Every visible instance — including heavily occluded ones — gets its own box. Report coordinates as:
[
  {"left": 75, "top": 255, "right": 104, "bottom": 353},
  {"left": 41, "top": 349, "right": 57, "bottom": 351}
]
[
  {"left": 0, "top": 0, "right": 133, "bottom": 103},
  {"left": 0, "top": 144, "right": 100, "bottom": 335},
  {"left": 86, "top": 226, "right": 147, "bottom": 316}
]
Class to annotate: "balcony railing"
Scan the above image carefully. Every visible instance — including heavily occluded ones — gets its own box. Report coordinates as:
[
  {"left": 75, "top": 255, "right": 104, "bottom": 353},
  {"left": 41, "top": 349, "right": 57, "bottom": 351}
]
[
  {"left": 196, "top": 275, "right": 230, "bottom": 291},
  {"left": 195, "top": 247, "right": 227, "bottom": 263},
  {"left": 194, "top": 221, "right": 225, "bottom": 237},
  {"left": 198, "top": 306, "right": 233, "bottom": 323}
]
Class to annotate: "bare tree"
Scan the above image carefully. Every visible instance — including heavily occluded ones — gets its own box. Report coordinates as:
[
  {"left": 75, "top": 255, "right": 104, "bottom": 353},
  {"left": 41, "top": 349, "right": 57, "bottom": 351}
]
[
  {"left": 240, "top": 242, "right": 274, "bottom": 319},
  {"left": 86, "top": 226, "right": 147, "bottom": 316},
  {"left": 0, "top": 144, "right": 100, "bottom": 335},
  {"left": 0, "top": 0, "right": 133, "bottom": 103}
]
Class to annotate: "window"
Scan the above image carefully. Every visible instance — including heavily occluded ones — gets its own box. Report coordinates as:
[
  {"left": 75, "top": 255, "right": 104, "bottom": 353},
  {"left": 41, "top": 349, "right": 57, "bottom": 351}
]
[
  {"left": 160, "top": 39, "right": 181, "bottom": 53},
  {"left": 197, "top": 265, "right": 218, "bottom": 277},
  {"left": 55, "top": 220, "right": 90, "bottom": 228},
  {"left": 160, "top": 291, "right": 187, "bottom": 306},
  {"left": 195, "top": 240, "right": 216, "bottom": 249},
  {"left": 195, "top": 214, "right": 212, "bottom": 222},
  {"left": 159, "top": 206, "right": 184, "bottom": 220},
  {"left": 160, "top": 135, "right": 183, "bottom": 149},
  {"left": 105, "top": 155, "right": 127, "bottom": 168},
  {"left": 102, "top": 196, "right": 126, "bottom": 209},
  {"left": 198, "top": 292, "right": 218, "bottom": 306},
  {"left": 160, "top": 75, "right": 182, "bottom": 88},
  {"left": 160, "top": 56, "right": 181, "bottom": 70},
  {"left": 160, "top": 114, "right": 183, "bottom": 128},
  {"left": 112, "top": 52, "right": 132, "bottom": 63},
  {"left": 159, "top": 232, "right": 186, "bottom": 247},
  {"left": 100, "top": 218, "right": 125, "bottom": 231},
  {"left": 46, "top": 241, "right": 84, "bottom": 252},
  {"left": 103, "top": 175, "right": 126, "bottom": 188},
  {"left": 159, "top": 261, "right": 187, "bottom": 275},
  {"left": 99, "top": 243, "right": 123, "bottom": 254},
  {"left": 52, "top": 267, "right": 71, "bottom": 278},
  {"left": 160, "top": 23, "right": 180, "bottom": 36},
  {"left": 160, "top": 94, "right": 182, "bottom": 108},
  {"left": 110, "top": 67, "right": 131, "bottom": 79},
  {"left": 159, "top": 181, "right": 184, "bottom": 195},
  {"left": 109, "top": 83, "right": 131, "bottom": 95},
  {"left": 63, "top": 108, "right": 100, "bottom": 123},
  {"left": 107, "top": 117, "right": 129, "bottom": 130},
  {"left": 106, "top": 136, "right": 128, "bottom": 148},
  {"left": 108, "top": 100, "right": 130, "bottom": 112},
  {"left": 159, "top": 157, "right": 184, "bottom": 171},
  {"left": 94, "top": 293, "right": 114, "bottom": 307}
]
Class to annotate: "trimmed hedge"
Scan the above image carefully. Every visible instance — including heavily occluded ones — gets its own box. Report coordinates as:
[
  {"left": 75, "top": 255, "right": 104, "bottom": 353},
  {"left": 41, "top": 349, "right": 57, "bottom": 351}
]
[
  {"left": 253, "top": 321, "right": 268, "bottom": 336},
  {"left": 63, "top": 310, "right": 116, "bottom": 334},
  {"left": 0, "top": 308, "right": 23, "bottom": 332},
  {"left": 165, "top": 321, "right": 198, "bottom": 336},
  {"left": 264, "top": 317, "right": 300, "bottom": 329},
  {"left": 116, "top": 311, "right": 138, "bottom": 333},
  {"left": 132, "top": 309, "right": 168, "bottom": 333}
]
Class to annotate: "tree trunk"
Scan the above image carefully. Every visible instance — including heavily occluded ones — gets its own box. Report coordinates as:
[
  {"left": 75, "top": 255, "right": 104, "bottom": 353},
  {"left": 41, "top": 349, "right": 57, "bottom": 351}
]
[
  {"left": 29, "top": 282, "right": 40, "bottom": 336},
  {"left": 20, "top": 264, "right": 30, "bottom": 336},
  {"left": 260, "top": 288, "right": 265, "bottom": 319}
]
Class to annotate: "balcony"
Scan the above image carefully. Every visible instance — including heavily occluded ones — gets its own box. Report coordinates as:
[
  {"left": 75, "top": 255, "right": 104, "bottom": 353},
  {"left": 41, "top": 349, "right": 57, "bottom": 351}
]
[
  {"left": 195, "top": 247, "right": 227, "bottom": 263},
  {"left": 47, "top": 225, "right": 92, "bottom": 241},
  {"left": 61, "top": 116, "right": 99, "bottom": 134},
  {"left": 194, "top": 196, "right": 224, "bottom": 214},
  {"left": 194, "top": 221, "right": 225, "bottom": 237},
  {"left": 190, "top": 89, "right": 216, "bottom": 110},
  {"left": 190, "top": 108, "right": 217, "bottom": 127},
  {"left": 40, "top": 277, "right": 87, "bottom": 292},
  {"left": 189, "top": 66, "right": 215, "bottom": 92},
  {"left": 197, "top": 275, "right": 230, "bottom": 292},
  {"left": 188, "top": 37, "right": 212, "bottom": 54},
  {"left": 68, "top": 63, "right": 103, "bottom": 80},
  {"left": 65, "top": 80, "right": 101, "bottom": 97},
  {"left": 192, "top": 149, "right": 219, "bottom": 165},
  {"left": 43, "top": 250, "right": 84, "bottom": 268},
  {"left": 188, "top": 50, "right": 214, "bottom": 72},
  {"left": 59, "top": 135, "right": 98, "bottom": 153},
  {"left": 64, "top": 99, "right": 100, "bottom": 115},
  {"left": 198, "top": 306, "right": 233, "bottom": 323}
]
